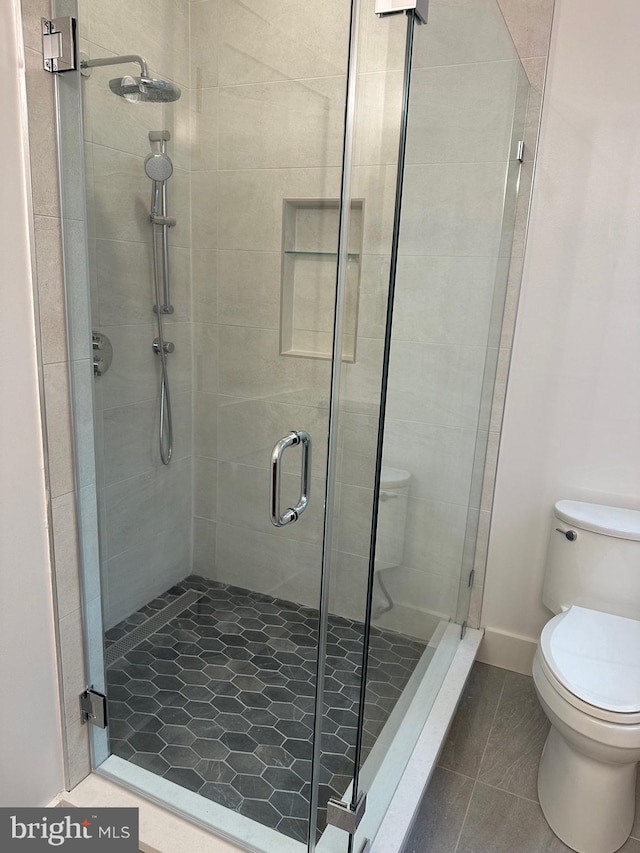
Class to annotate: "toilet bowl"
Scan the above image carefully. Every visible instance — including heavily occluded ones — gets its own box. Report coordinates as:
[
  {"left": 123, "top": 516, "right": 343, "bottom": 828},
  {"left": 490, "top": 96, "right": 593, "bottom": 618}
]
[{"left": 534, "top": 500, "right": 640, "bottom": 853}]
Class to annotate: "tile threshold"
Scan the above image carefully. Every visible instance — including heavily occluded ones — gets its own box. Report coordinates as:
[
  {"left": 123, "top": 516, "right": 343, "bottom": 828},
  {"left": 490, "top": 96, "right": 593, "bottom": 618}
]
[
  {"left": 369, "top": 627, "right": 484, "bottom": 853},
  {"left": 60, "top": 773, "right": 249, "bottom": 853}
]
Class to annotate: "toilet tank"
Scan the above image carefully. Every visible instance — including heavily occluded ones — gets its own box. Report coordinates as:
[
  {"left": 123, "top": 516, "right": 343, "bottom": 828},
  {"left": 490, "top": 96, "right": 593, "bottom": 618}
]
[
  {"left": 543, "top": 500, "right": 640, "bottom": 619},
  {"left": 375, "top": 467, "right": 410, "bottom": 571}
]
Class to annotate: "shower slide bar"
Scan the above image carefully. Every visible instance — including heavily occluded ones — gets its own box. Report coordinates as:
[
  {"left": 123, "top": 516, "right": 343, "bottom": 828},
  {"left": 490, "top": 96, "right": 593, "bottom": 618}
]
[{"left": 270, "top": 431, "right": 312, "bottom": 527}]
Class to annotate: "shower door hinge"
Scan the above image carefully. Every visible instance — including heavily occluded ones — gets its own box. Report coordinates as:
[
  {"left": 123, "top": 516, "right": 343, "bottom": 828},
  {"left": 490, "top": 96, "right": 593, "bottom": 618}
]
[
  {"left": 516, "top": 140, "right": 525, "bottom": 163},
  {"left": 42, "top": 17, "right": 78, "bottom": 73},
  {"left": 80, "top": 689, "right": 108, "bottom": 728},
  {"left": 375, "top": 0, "right": 429, "bottom": 24},
  {"left": 326, "top": 792, "right": 367, "bottom": 834}
]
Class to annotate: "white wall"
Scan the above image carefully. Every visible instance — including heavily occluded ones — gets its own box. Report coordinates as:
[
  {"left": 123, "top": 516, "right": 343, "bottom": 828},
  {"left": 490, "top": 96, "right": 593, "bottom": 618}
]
[
  {"left": 0, "top": 0, "right": 64, "bottom": 805},
  {"left": 482, "top": 0, "right": 640, "bottom": 670}
]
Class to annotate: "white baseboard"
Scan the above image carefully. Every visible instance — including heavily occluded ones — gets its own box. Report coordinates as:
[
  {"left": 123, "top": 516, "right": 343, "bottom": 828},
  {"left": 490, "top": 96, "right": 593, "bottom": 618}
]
[{"left": 477, "top": 627, "right": 538, "bottom": 675}]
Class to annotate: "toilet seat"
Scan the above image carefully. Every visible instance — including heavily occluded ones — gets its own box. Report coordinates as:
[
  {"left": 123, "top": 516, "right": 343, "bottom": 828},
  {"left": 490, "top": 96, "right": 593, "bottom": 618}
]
[{"left": 539, "top": 606, "right": 640, "bottom": 723}]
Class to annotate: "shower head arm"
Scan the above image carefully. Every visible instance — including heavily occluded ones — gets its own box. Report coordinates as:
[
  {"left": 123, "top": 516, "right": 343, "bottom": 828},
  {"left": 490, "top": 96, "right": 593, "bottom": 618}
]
[{"left": 80, "top": 54, "right": 150, "bottom": 79}]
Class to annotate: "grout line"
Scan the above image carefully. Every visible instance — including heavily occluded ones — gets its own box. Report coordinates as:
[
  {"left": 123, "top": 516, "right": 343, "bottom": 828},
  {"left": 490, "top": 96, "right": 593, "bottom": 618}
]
[
  {"left": 475, "top": 672, "right": 507, "bottom": 780},
  {"left": 453, "top": 778, "right": 477, "bottom": 853},
  {"left": 474, "top": 779, "right": 540, "bottom": 805}
]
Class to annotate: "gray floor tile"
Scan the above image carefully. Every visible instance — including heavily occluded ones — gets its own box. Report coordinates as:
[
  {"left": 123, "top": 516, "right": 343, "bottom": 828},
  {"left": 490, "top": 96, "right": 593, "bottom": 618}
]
[
  {"left": 456, "top": 783, "right": 573, "bottom": 853},
  {"left": 403, "top": 767, "right": 474, "bottom": 853},
  {"left": 477, "top": 672, "right": 549, "bottom": 801},
  {"left": 438, "top": 663, "right": 506, "bottom": 779},
  {"left": 631, "top": 773, "right": 640, "bottom": 840},
  {"left": 106, "top": 575, "right": 425, "bottom": 842}
]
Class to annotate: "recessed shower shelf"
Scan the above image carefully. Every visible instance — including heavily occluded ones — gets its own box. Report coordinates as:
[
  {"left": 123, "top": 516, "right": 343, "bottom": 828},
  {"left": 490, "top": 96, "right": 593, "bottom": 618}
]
[{"left": 281, "top": 198, "right": 363, "bottom": 363}]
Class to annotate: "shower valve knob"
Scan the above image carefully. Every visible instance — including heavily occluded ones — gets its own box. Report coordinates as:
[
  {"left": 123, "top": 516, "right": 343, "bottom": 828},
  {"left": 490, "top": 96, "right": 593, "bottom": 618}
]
[
  {"left": 153, "top": 338, "right": 174, "bottom": 355},
  {"left": 92, "top": 330, "right": 113, "bottom": 376}
]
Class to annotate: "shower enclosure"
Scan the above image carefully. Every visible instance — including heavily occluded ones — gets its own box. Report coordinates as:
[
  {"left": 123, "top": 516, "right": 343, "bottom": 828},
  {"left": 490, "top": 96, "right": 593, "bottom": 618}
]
[{"left": 53, "top": 0, "right": 529, "bottom": 850}]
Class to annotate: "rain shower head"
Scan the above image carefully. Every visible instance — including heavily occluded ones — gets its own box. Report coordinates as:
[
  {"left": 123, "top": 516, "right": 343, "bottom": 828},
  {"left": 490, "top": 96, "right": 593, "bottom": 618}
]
[
  {"left": 80, "top": 54, "right": 181, "bottom": 103},
  {"left": 109, "top": 76, "right": 181, "bottom": 103}
]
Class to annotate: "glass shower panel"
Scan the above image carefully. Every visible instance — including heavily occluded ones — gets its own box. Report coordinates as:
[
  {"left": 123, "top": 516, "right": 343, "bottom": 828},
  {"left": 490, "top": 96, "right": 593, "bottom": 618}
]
[
  {"left": 309, "top": 5, "right": 413, "bottom": 850},
  {"left": 347, "top": 1, "right": 530, "bottom": 848}
]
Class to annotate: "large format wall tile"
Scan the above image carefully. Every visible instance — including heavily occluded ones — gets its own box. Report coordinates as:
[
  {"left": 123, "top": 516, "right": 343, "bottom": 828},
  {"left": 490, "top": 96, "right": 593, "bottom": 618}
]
[
  {"left": 105, "top": 524, "right": 192, "bottom": 628},
  {"left": 385, "top": 341, "right": 487, "bottom": 429},
  {"left": 401, "top": 497, "right": 468, "bottom": 577},
  {"left": 86, "top": 0, "right": 191, "bottom": 88},
  {"left": 412, "top": 0, "right": 517, "bottom": 69},
  {"left": 34, "top": 215, "right": 68, "bottom": 364},
  {"left": 191, "top": 86, "right": 219, "bottom": 172},
  {"left": 217, "top": 250, "right": 281, "bottom": 330},
  {"left": 190, "top": 0, "right": 220, "bottom": 89},
  {"left": 217, "top": 0, "right": 350, "bottom": 87},
  {"left": 406, "top": 61, "right": 519, "bottom": 166},
  {"left": 98, "top": 321, "right": 192, "bottom": 409},
  {"left": 104, "top": 459, "right": 192, "bottom": 559},
  {"left": 102, "top": 391, "right": 193, "bottom": 485},
  {"left": 217, "top": 395, "right": 329, "bottom": 478},
  {"left": 354, "top": 70, "right": 404, "bottom": 167},
  {"left": 217, "top": 168, "right": 341, "bottom": 252},
  {"left": 400, "top": 162, "right": 508, "bottom": 257},
  {"left": 218, "top": 325, "right": 331, "bottom": 403},
  {"left": 24, "top": 47, "right": 59, "bottom": 217},
  {"left": 214, "top": 522, "right": 323, "bottom": 606},
  {"left": 382, "top": 418, "right": 476, "bottom": 506},
  {"left": 219, "top": 77, "right": 346, "bottom": 171},
  {"left": 97, "top": 241, "right": 191, "bottom": 326},
  {"left": 391, "top": 255, "right": 499, "bottom": 347},
  {"left": 217, "top": 461, "right": 324, "bottom": 546}
]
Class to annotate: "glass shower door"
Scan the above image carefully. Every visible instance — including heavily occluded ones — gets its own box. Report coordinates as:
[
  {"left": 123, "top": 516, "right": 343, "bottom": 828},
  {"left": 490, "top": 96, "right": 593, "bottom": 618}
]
[{"left": 51, "top": 1, "right": 403, "bottom": 851}]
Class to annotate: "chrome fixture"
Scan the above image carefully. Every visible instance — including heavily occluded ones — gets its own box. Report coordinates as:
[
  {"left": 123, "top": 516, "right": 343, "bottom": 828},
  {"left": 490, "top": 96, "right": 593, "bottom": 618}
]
[
  {"left": 555, "top": 527, "right": 578, "bottom": 541},
  {"left": 374, "top": 0, "right": 429, "bottom": 23},
  {"left": 148, "top": 130, "right": 175, "bottom": 466},
  {"left": 270, "top": 431, "right": 312, "bottom": 527},
  {"left": 92, "top": 330, "right": 113, "bottom": 377},
  {"left": 42, "top": 17, "right": 77, "bottom": 73},
  {"left": 80, "top": 53, "right": 181, "bottom": 102}
]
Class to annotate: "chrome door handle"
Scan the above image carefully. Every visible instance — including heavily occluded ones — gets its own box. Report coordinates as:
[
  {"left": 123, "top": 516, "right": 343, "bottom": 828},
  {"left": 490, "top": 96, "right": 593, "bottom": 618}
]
[{"left": 270, "top": 431, "right": 311, "bottom": 527}]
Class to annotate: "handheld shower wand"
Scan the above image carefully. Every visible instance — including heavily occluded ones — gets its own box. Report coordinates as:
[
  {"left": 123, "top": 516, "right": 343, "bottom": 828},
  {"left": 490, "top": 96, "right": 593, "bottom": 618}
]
[{"left": 147, "top": 131, "right": 175, "bottom": 465}]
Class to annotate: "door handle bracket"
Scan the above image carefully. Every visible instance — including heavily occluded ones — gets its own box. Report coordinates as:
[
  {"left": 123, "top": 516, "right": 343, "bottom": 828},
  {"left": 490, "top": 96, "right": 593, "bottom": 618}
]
[{"left": 270, "top": 431, "right": 311, "bottom": 527}]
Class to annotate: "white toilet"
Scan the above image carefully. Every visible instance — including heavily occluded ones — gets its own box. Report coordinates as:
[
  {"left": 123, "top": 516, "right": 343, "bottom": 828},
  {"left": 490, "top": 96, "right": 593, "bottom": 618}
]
[{"left": 533, "top": 500, "right": 640, "bottom": 853}]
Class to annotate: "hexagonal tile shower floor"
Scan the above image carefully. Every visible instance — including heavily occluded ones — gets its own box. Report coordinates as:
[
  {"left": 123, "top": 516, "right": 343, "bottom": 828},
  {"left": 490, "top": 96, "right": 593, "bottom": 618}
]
[{"left": 105, "top": 576, "right": 425, "bottom": 843}]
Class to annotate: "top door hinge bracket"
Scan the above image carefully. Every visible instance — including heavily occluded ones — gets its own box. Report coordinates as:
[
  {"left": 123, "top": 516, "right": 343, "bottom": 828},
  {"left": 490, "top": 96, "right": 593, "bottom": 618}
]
[
  {"left": 375, "top": 0, "right": 429, "bottom": 24},
  {"left": 42, "top": 17, "right": 78, "bottom": 73}
]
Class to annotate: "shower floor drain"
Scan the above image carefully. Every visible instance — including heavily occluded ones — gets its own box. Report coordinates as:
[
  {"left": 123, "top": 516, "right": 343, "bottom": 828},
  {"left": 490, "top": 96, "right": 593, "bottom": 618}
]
[{"left": 105, "top": 590, "right": 201, "bottom": 666}]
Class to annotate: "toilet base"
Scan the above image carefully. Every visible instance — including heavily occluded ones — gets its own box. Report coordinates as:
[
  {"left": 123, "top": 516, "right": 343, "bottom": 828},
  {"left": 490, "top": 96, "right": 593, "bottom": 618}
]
[{"left": 538, "top": 725, "right": 637, "bottom": 853}]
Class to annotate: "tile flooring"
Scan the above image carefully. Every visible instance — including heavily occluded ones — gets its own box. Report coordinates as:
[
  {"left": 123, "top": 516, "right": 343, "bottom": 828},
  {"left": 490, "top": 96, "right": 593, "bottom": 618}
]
[
  {"left": 105, "top": 575, "right": 425, "bottom": 842},
  {"left": 403, "top": 663, "right": 640, "bottom": 853}
]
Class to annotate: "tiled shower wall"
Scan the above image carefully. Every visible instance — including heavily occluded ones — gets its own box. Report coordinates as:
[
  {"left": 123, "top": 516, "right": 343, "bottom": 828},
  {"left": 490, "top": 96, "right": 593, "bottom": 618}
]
[
  {"left": 188, "top": 1, "right": 409, "bottom": 624},
  {"left": 78, "top": 1, "right": 195, "bottom": 629},
  {"left": 19, "top": 0, "right": 553, "bottom": 790}
]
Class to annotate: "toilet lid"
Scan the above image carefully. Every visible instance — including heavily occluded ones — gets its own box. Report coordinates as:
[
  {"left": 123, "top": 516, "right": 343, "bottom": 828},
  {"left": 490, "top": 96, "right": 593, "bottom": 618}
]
[{"left": 540, "top": 606, "right": 640, "bottom": 713}]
